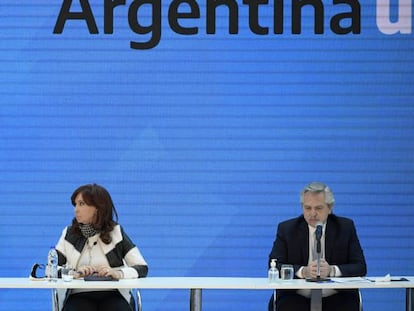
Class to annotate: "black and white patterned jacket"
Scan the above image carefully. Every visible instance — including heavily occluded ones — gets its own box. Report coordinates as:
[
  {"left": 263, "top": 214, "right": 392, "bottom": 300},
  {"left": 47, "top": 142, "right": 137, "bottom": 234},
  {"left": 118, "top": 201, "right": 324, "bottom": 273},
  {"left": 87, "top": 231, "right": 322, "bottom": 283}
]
[{"left": 55, "top": 224, "right": 148, "bottom": 310}]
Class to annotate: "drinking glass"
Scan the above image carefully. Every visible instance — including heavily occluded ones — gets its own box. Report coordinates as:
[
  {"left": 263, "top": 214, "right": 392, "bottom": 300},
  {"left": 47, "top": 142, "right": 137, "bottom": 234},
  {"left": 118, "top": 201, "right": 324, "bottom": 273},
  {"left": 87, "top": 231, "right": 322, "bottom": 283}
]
[
  {"left": 281, "top": 264, "right": 294, "bottom": 281},
  {"left": 62, "top": 264, "right": 74, "bottom": 282}
]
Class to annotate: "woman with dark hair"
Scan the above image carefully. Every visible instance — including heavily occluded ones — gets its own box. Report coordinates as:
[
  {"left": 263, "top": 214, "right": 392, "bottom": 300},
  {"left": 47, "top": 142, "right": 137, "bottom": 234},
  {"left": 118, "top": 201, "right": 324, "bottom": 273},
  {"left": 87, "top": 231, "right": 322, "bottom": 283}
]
[{"left": 55, "top": 183, "right": 148, "bottom": 311}]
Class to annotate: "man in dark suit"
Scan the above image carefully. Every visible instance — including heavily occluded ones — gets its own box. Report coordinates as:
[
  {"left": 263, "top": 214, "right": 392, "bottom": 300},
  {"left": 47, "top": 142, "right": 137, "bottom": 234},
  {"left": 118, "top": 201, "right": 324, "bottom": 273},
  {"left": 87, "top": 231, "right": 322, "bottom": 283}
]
[{"left": 268, "top": 182, "right": 367, "bottom": 311}]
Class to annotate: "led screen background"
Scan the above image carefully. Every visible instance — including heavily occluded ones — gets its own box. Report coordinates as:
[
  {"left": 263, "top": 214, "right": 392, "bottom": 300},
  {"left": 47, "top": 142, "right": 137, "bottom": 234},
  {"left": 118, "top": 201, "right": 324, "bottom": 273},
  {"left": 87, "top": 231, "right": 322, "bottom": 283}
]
[{"left": 0, "top": 1, "right": 414, "bottom": 310}]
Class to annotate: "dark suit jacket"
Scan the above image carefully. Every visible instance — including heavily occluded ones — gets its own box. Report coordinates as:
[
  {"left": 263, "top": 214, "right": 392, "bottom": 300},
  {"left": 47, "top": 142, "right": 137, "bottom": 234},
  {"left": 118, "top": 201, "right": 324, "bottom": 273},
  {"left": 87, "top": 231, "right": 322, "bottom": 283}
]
[{"left": 269, "top": 214, "right": 367, "bottom": 300}]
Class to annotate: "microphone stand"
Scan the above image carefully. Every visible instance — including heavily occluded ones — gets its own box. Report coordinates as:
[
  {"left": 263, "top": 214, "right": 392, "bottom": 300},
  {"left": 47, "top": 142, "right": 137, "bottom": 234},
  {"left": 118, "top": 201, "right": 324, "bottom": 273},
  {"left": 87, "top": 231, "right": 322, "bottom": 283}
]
[{"left": 307, "top": 233, "right": 330, "bottom": 283}]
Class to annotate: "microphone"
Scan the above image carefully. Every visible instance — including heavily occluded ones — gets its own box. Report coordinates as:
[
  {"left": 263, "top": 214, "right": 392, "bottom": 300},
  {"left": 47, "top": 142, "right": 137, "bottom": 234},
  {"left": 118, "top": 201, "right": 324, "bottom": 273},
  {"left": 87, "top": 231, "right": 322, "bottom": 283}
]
[
  {"left": 315, "top": 222, "right": 323, "bottom": 277},
  {"left": 315, "top": 222, "right": 323, "bottom": 241},
  {"left": 306, "top": 221, "right": 330, "bottom": 282},
  {"left": 315, "top": 222, "right": 323, "bottom": 255}
]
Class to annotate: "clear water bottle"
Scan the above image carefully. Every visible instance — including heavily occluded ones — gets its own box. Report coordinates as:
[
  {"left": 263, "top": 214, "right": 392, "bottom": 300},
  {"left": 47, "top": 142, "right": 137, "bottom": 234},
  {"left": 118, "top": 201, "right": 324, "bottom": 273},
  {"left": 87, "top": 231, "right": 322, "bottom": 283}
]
[
  {"left": 268, "top": 259, "right": 279, "bottom": 283},
  {"left": 47, "top": 246, "right": 58, "bottom": 282}
]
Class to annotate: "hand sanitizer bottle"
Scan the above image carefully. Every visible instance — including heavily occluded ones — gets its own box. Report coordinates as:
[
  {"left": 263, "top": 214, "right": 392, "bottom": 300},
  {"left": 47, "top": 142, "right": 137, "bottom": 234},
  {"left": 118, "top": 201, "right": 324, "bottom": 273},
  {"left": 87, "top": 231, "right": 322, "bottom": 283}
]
[{"left": 268, "top": 259, "right": 279, "bottom": 283}]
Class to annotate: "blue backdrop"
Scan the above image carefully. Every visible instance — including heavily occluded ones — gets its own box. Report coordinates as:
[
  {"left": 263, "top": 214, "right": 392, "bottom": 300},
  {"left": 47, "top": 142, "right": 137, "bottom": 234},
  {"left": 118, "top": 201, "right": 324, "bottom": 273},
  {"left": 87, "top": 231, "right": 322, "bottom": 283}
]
[{"left": 1, "top": 0, "right": 413, "bottom": 310}]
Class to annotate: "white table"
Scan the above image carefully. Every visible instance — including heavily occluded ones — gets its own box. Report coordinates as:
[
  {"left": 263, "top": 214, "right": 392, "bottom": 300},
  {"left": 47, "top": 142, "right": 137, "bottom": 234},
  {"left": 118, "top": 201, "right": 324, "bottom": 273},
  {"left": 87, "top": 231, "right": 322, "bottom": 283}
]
[{"left": 0, "top": 277, "right": 413, "bottom": 311}]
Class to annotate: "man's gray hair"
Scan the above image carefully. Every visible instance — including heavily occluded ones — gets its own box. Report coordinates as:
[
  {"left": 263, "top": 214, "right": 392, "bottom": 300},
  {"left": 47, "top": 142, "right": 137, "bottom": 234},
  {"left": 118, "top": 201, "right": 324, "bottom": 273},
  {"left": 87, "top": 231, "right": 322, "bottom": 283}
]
[{"left": 300, "top": 182, "right": 335, "bottom": 206}]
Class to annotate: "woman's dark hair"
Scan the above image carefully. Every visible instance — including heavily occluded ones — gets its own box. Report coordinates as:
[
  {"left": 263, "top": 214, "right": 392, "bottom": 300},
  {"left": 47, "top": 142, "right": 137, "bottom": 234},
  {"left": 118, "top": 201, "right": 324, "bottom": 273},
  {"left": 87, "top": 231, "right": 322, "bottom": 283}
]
[{"left": 70, "top": 183, "right": 119, "bottom": 244}]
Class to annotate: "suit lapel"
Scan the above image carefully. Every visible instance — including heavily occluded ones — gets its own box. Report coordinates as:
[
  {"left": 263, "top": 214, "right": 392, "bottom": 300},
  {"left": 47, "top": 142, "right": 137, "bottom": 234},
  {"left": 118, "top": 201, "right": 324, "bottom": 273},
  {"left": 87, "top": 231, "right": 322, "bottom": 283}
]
[
  {"left": 325, "top": 216, "right": 337, "bottom": 261},
  {"left": 298, "top": 219, "right": 309, "bottom": 264}
]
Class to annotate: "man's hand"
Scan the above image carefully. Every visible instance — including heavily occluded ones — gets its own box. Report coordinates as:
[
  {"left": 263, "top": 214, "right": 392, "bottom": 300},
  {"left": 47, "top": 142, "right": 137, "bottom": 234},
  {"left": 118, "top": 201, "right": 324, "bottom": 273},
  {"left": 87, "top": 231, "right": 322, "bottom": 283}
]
[{"left": 303, "top": 259, "right": 331, "bottom": 279}]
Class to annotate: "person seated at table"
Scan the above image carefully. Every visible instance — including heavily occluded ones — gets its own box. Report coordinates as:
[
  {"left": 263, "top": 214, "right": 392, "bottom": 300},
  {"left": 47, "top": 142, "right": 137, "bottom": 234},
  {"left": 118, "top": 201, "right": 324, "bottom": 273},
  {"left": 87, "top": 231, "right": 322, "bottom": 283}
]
[
  {"left": 268, "top": 182, "right": 367, "bottom": 311},
  {"left": 55, "top": 183, "right": 148, "bottom": 311}
]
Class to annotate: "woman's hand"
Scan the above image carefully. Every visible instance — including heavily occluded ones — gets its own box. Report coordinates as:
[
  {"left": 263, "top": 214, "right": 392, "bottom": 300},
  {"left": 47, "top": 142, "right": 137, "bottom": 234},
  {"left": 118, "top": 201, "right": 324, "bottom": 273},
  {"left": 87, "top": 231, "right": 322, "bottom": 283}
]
[
  {"left": 75, "top": 265, "right": 97, "bottom": 278},
  {"left": 97, "top": 266, "right": 124, "bottom": 280},
  {"left": 75, "top": 265, "right": 123, "bottom": 280}
]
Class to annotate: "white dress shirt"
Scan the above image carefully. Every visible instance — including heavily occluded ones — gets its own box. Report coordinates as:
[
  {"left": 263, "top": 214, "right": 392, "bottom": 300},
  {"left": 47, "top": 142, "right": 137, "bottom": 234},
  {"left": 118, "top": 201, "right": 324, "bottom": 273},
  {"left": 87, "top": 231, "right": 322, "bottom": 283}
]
[{"left": 296, "top": 223, "right": 341, "bottom": 298}]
